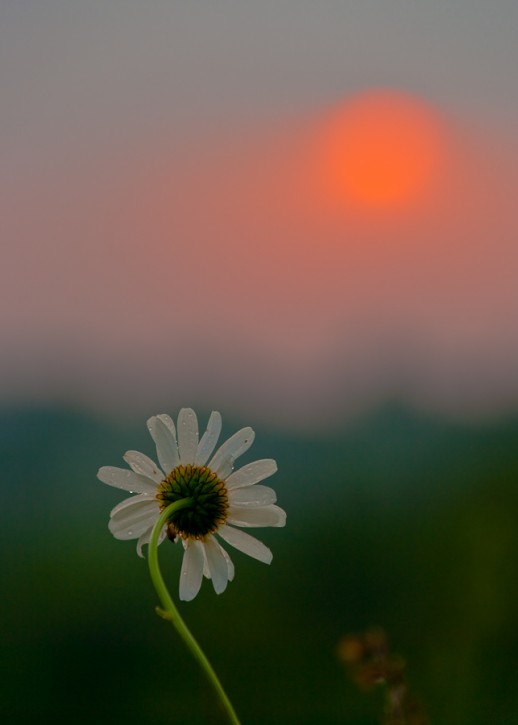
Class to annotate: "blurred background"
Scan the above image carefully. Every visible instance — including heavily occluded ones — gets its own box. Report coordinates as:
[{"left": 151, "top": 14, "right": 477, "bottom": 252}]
[{"left": 1, "top": 2, "right": 518, "bottom": 723}]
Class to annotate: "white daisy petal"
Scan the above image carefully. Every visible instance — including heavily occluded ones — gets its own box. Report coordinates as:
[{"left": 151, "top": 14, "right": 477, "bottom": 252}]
[
  {"left": 218, "top": 525, "right": 273, "bottom": 564},
  {"left": 147, "top": 415, "right": 180, "bottom": 474},
  {"left": 123, "top": 451, "right": 163, "bottom": 483},
  {"left": 195, "top": 411, "right": 222, "bottom": 466},
  {"left": 228, "top": 485, "right": 277, "bottom": 507},
  {"left": 202, "top": 549, "right": 211, "bottom": 579},
  {"left": 228, "top": 486, "right": 277, "bottom": 506},
  {"left": 225, "top": 459, "right": 278, "bottom": 490},
  {"left": 157, "top": 413, "right": 176, "bottom": 436},
  {"left": 220, "top": 544, "right": 235, "bottom": 581},
  {"left": 209, "top": 427, "right": 255, "bottom": 475},
  {"left": 136, "top": 523, "right": 167, "bottom": 558},
  {"left": 179, "top": 540, "right": 205, "bottom": 601},
  {"left": 109, "top": 499, "right": 160, "bottom": 539},
  {"left": 203, "top": 536, "right": 229, "bottom": 595},
  {"left": 214, "top": 455, "right": 234, "bottom": 480},
  {"left": 97, "top": 466, "right": 158, "bottom": 494},
  {"left": 109, "top": 500, "right": 158, "bottom": 530},
  {"left": 227, "top": 504, "right": 287, "bottom": 528},
  {"left": 177, "top": 408, "right": 199, "bottom": 464},
  {"left": 110, "top": 492, "right": 157, "bottom": 516}
]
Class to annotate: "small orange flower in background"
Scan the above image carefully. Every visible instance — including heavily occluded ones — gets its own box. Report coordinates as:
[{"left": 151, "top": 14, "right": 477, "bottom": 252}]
[{"left": 338, "top": 627, "right": 428, "bottom": 725}]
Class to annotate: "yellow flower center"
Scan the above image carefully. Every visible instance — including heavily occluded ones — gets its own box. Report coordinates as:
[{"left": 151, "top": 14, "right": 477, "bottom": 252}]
[{"left": 157, "top": 464, "right": 228, "bottom": 541}]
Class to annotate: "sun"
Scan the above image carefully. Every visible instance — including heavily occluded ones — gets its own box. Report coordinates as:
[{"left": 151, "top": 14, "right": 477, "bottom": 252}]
[{"left": 318, "top": 89, "right": 446, "bottom": 210}]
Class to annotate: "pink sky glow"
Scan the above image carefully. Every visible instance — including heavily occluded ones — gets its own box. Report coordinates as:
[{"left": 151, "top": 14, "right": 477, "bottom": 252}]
[{"left": 2, "top": 103, "right": 518, "bottom": 428}]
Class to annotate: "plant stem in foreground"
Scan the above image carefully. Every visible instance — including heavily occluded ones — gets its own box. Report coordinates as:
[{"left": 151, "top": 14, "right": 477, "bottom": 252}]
[{"left": 148, "top": 499, "right": 241, "bottom": 725}]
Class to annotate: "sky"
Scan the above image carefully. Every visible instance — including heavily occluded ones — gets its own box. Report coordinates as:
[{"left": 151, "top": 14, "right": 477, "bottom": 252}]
[{"left": 1, "top": 1, "right": 518, "bottom": 429}]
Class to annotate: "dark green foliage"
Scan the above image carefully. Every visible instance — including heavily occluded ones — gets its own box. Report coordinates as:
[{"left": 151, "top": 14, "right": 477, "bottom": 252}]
[{"left": 1, "top": 403, "right": 517, "bottom": 724}]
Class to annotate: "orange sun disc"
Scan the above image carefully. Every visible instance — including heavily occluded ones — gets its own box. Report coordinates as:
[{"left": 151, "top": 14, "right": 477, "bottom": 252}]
[{"left": 319, "top": 89, "right": 446, "bottom": 209}]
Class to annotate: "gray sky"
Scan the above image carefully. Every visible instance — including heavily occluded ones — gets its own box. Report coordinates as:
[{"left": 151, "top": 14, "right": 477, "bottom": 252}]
[{"left": 2, "top": 1, "right": 517, "bottom": 151}]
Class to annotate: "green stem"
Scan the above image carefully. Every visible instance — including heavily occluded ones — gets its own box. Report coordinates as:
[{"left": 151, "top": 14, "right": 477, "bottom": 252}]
[{"left": 148, "top": 499, "right": 241, "bottom": 725}]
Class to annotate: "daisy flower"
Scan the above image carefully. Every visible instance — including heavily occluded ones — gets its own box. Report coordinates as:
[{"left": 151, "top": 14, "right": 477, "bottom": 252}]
[{"left": 97, "top": 409, "right": 286, "bottom": 601}]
